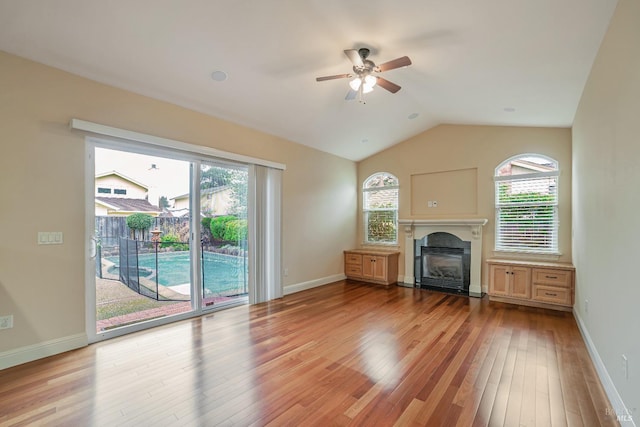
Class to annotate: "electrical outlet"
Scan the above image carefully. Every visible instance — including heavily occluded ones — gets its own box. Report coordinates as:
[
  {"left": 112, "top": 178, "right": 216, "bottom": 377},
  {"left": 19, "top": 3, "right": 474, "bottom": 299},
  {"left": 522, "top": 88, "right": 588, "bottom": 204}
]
[
  {"left": 0, "top": 315, "right": 13, "bottom": 330},
  {"left": 585, "top": 299, "right": 589, "bottom": 314},
  {"left": 622, "top": 355, "right": 629, "bottom": 380},
  {"left": 284, "top": 268, "right": 289, "bottom": 277},
  {"left": 427, "top": 201, "right": 433, "bottom": 208}
]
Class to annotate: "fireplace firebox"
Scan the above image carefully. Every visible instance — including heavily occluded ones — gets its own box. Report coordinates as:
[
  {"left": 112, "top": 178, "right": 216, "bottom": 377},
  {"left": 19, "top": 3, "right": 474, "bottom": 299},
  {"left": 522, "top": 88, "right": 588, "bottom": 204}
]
[{"left": 414, "top": 232, "right": 471, "bottom": 293}]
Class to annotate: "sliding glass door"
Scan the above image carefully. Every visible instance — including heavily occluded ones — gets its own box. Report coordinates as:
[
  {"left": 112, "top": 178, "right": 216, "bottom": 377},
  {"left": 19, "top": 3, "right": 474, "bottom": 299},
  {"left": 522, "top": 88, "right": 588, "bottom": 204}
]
[
  {"left": 88, "top": 141, "right": 250, "bottom": 341},
  {"left": 199, "top": 162, "right": 249, "bottom": 310}
]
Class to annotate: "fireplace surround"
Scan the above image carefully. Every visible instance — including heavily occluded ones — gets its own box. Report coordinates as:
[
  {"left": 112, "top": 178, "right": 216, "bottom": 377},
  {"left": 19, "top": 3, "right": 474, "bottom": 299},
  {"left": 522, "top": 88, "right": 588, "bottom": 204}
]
[{"left": 399, "top": 219, "right": 488, "bottom": 297}]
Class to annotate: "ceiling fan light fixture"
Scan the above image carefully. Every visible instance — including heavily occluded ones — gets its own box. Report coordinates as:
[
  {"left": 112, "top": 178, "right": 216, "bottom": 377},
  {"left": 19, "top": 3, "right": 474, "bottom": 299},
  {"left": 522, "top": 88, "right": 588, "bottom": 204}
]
[
  {"left": 364, "top": 75, "right": 376, "bottom": 87},
  {"left": 315, "top": 47, "right": 411, "bottom": 101},
  {"left": 361, "top": 74, "right": 376, "bottom": 94}
]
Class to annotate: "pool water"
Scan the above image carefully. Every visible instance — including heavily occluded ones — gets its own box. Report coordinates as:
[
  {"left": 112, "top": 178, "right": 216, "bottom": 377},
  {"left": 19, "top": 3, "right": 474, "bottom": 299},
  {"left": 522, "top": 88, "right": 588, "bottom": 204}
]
[{"left": 107, "top": 251, "right": 247, "bottom": 296}]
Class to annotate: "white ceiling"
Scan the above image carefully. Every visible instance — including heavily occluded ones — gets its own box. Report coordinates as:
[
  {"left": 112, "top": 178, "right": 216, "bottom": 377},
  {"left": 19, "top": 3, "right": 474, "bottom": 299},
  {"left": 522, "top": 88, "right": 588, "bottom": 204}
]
[{"left": 0, "top": 0, "right": 618, "bottom": 161}]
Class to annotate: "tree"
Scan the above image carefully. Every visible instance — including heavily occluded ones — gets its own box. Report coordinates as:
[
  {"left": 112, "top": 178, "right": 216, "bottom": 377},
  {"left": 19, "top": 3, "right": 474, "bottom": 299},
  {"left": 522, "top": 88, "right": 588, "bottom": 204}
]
[
  {"left": 201, "top": 165, "right": 232, "bottom": 190},
  {"left": 158, "top": 196, "right": 170, "bottom": 209},
  {"left": 201, "top": 165, "right": 248, "bottom": 218},
  {"left": 227, "top": 169, "right": 248, "bottom": 217},
  {"left": 126, "top": 213, "right": 154, "bottom": 240}
]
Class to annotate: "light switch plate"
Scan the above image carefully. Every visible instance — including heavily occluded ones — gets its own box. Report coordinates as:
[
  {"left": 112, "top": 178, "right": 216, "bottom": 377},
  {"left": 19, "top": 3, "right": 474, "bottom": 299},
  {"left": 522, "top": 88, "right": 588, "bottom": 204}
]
[{"left": 38, "top": 232, "right": 64, "bottom": 245}]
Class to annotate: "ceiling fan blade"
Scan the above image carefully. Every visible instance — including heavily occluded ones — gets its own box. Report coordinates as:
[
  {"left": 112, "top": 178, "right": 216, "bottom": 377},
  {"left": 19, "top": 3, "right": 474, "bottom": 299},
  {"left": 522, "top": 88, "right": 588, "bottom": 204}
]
[
  {"left": 376, "top": 56, "right": 412, "bottom": 73},
  {"left": 344, "top": 49, "right": 364, "bottom": 67},
  {"left": 376, "top": 77, "right": 401, "bottom": 93},
  {"left": 345, "top": 89, "right": 358, "bottom": 101},
  {"left": 316, "top": 73, "right": 352, "bottom": 82}
]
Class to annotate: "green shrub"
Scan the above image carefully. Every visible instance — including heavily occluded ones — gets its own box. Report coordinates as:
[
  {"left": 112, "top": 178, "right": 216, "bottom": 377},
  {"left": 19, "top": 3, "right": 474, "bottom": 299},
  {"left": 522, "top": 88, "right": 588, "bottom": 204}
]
[
  {"left": 210, "top": 215, "right": 237, "bottom": 240},
  {"left": 159, "top": 233, "right": 188, "bottom": 251},
  {"left": 209, "top": 215, "right": 247, "bottom": 242},
  {"left": 223, "top": 219, "right": 247, "bottom": 242}
]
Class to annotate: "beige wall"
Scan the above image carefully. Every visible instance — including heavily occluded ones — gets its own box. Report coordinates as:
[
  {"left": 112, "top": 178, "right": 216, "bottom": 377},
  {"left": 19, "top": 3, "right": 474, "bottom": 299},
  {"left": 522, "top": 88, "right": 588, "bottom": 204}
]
[
  {"left": 572, "top": 0, "right": 640, "bottom": 415},
  {"left": 0, "top": 51, "right": 357, "bottom": 356},
  {"left": 358, "top": 124, "right": 572, "bottom": 286}
]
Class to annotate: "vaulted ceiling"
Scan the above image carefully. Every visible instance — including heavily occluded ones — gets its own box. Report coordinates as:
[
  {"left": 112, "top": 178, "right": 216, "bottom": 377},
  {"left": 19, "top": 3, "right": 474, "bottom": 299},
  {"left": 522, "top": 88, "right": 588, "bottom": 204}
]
[{"left": 0, "top": 0, "right": 618, "bottom": 161}]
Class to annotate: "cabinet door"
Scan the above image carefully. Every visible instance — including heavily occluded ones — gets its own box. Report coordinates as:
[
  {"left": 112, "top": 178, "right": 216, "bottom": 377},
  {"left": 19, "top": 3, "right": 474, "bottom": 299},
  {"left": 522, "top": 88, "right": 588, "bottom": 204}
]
[
  {"left": 362, "top": 255, "right": 375, "bottom": 279},
  {"left": 510, "top": 267, "right": 532, "bottom": 299},
  {"left": 372, "top": 256, "right": 387, "bottom": 281},
  {"left": 489, "top": 265, "right": 510, "bottom": 296}
]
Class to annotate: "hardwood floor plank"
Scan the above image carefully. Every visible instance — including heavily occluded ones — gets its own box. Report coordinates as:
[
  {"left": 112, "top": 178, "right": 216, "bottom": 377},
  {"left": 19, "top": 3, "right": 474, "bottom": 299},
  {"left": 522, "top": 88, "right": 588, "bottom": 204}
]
[
  {"left": 0, "top": 281, "right": 618, "bottom": 426},
  {"left": 471, "top": 327, "right": 512, "bottom": 426},
  {"left": 503, "top": 327, "right": 528, "bottom": 426}
]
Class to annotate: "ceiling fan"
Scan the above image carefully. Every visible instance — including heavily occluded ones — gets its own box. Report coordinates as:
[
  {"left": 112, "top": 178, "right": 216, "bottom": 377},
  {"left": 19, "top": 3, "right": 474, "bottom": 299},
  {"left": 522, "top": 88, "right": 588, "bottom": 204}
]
[{"left": 316, "top": 48, "right": 412, "bottom": 102}]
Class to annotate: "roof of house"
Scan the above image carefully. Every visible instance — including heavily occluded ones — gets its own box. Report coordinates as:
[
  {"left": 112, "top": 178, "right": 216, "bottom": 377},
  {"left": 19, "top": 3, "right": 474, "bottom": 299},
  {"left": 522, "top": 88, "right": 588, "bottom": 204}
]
[
  {"left": 510, "top": 159, "right": 556, "bottom": 172},
  {"left": 95, "top": 197, "right": 161, "bottom": 213}
]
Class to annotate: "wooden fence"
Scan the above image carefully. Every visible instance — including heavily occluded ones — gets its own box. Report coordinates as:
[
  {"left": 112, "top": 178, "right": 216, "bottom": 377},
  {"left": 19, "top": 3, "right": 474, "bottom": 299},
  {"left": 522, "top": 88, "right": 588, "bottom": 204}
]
[{"left": 96, "top": 216, "right": 190, "bottom": 248}]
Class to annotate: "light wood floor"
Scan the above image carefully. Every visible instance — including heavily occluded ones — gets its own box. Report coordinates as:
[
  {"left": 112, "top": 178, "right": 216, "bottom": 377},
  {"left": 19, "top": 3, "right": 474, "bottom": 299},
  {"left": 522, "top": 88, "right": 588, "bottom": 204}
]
[{"left": 0, "top": 281, "right": 618, "bottom": 426}]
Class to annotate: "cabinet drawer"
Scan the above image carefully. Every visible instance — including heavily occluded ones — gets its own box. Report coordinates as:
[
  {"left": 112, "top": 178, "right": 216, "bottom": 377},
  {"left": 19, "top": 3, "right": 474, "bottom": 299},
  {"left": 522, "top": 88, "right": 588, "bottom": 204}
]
[
  {"left": 345, "top": 264, "right": 362, "bottom": 276},
  {"left": 532, "top": 268, "right": 571, "bottom": 288},
  {"left": 532, "top": 285, "right": 571, "bottom": 305},
  {"left": 345, "top": 253, "right": 362, "bottom": 265}
]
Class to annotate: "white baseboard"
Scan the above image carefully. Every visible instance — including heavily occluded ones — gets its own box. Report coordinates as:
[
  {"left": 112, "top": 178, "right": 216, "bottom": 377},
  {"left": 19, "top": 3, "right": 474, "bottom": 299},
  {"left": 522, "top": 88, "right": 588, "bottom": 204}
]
[
  {"left": 0, "top": 333, "right": 88, "bottom": 371},
  {"left": 573, "top": 310, "right": 636, "bottom": 426},
  {"left": 283, "top": 274, "right": 346, "bottom": 295}
]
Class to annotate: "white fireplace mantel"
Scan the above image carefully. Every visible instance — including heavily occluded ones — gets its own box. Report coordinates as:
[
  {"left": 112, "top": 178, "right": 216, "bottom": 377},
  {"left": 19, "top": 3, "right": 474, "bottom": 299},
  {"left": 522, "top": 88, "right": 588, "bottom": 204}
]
[{"left": 398, "top": 218, "right": 488, "bottom": 297}]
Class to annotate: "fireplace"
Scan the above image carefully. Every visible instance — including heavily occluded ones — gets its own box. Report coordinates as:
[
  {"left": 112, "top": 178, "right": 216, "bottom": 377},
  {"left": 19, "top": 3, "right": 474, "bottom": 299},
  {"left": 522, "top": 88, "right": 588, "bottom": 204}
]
[
  {"left": 399, "top": 219, "right": 487, "bottom": 297},
  {"left": 416, "top": 232, "right": 470, "bottom": 293}
]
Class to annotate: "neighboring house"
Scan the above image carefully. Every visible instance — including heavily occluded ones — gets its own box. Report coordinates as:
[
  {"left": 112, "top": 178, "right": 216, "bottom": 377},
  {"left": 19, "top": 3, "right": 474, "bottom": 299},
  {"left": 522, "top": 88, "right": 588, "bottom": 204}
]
[
  {"left": 95, "top": 171, "right": 161, "bottom": 217},
  {"left": 497, "top": 158, "right": 556, "bottom": 177},
  {"left": 171, "top": 186, "right": 233, "bottom": 217},
  {"left": 497, "top": 158, "right": 557, "bottom": 196}
]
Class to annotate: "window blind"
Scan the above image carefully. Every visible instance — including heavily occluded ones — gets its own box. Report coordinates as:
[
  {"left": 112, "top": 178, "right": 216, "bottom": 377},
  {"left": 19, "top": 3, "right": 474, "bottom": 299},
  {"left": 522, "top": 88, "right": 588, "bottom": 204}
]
[{"left": 495, "top": 175, "right": 558, "bottom": 253}]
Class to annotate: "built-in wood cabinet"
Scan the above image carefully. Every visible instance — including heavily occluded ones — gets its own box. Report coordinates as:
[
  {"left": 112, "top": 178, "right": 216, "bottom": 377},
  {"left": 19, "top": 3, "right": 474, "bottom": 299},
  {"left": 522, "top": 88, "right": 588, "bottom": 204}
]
[
  {"left": 344, "top": 250, "right": 399, "bottom": 286},
  {"left": 487, "top": 259, "right": 575, "bottom": 311},
  {"left": 489, "top": 264, "right": 531, "bottom": 299}
]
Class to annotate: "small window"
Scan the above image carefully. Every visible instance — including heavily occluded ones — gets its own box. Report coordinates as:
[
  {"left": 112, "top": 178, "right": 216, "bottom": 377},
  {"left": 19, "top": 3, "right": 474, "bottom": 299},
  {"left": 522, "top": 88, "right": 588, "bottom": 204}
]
[
  {"left": 114, "top": 189, "right": 127, "bottom": 195},
  {"left": 494, "top": 154, "right": 559, "bottom": 253},
  {"left": 363, "top": 173, "right": 398, "bottom": 244},
  {"left": 97, "top": 187, "right": 111, "bottom": 194}
]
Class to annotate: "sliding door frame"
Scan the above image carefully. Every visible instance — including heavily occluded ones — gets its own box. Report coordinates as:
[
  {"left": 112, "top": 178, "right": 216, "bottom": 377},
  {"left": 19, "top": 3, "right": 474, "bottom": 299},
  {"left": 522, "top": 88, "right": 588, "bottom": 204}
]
[
  {"left": 79, "top": 120, "right": 285, "bottom": 344},
  {"left": 85, "top": 137, "right": 252, "bottom": 343}
]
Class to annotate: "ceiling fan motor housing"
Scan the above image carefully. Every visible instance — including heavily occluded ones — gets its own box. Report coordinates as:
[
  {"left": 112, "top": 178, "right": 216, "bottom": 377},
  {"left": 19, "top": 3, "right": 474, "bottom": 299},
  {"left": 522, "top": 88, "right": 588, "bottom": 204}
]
[
  {"left": 354, "top": 49, "right": 376, "bottom": 76},
  {"left": 358, "top": 48, "right": 371, "bottom": 59}
]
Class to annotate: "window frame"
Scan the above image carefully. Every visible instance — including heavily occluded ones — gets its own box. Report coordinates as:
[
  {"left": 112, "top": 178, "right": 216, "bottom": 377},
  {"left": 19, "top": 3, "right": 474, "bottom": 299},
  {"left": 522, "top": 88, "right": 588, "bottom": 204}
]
[
  {"left": 363, "top": 172, "right": 399, "bottom": 245},
  {"left": 494, "top": 154, "right": 560, "bottom": 255}
]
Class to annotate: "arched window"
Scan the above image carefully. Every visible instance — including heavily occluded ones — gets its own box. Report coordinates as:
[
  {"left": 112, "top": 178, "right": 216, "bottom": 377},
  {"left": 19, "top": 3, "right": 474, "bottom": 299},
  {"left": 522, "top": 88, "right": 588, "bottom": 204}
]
[
  {"left": 494, "top": 154, "right": 559, "bottom": 253},
  {"left": 363, "top": 172, "right": 399, "bottom": 244}
]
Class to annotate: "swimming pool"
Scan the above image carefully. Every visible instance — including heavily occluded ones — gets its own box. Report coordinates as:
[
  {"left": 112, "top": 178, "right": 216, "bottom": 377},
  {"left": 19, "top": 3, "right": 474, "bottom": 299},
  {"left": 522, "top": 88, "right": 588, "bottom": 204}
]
[{"left": 107, "top": 251, "right": 248, "bottom": 296}]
